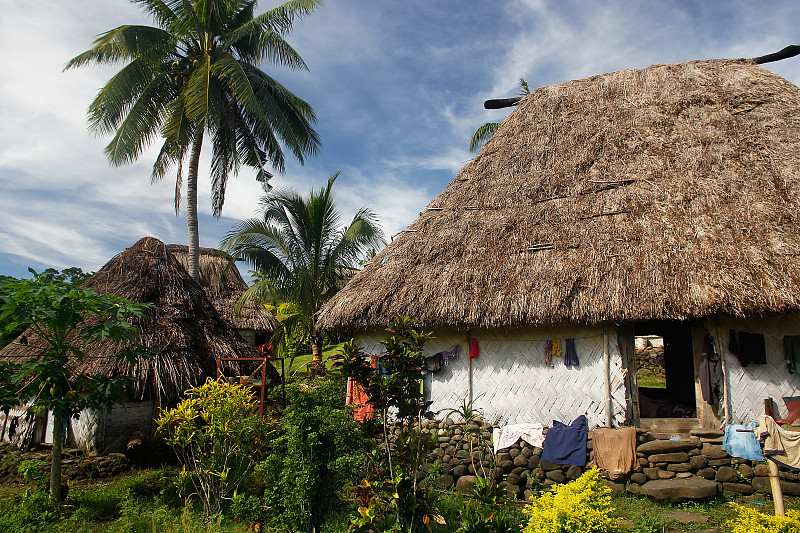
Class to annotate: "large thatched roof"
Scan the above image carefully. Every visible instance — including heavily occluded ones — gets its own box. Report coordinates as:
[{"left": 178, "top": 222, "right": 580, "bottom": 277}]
[
  {"left": 319, "top": 59, "right": 800, "bottom": 332},
  {"left": 166, "top": 244, "right": 277, "bottom": 332},
  {"left": 0, "top": 237, "right": 279, "bottom": 404}
]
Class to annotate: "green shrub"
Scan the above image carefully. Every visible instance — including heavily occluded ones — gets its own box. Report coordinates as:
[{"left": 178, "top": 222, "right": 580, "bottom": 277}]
[
  {"left": 522, "top": 467, "right": 621, "bottom": 533},
  {"left": 727, "top": 503, "right": 800, "bottom": 533},
  {"left": 155, "top": 378, "right": 276, "bottom": 515}
]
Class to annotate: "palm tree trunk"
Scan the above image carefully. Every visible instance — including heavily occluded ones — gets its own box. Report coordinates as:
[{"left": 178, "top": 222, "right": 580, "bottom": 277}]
[
  {"left": 50, "top": 412, "right": 63, "bottom": 503},
  {"left": 186, "top": 129, "right": 204, "bottom": 282}
]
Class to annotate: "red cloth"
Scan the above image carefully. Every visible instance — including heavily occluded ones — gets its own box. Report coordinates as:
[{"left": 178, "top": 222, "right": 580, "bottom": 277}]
[
  {"left": 346, "top": 377, "right": 373, "bottom": 421},
  {"left": 469, "top": 338, "right": 480, "bottom": 359}
]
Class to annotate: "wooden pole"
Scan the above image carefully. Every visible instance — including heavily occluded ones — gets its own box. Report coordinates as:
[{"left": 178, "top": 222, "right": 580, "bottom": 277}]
[
  {"left": 467, "top": 333, "right": 473, "bottom": 405},
  {"left": 604, "top": 328, "right": 612, "bottom": 427},
  {"left": 768, "top": 458, "right": 786, "bottom": 516}
]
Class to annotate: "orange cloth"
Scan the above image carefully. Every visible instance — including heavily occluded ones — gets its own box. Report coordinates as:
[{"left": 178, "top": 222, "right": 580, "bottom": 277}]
[
  {"left": 346, "top": 377, "right": 374, "bottom": 422},
  {"left": 590, "top": 426, "right": 637, "bottom": 480}
]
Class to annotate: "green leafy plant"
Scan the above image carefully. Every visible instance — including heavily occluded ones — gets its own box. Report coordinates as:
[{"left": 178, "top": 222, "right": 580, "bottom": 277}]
[
  {"left": 155, "top": 378, "right": 275, "bottom": 515},
  {"left": 0, "top": 271, "right": 151, "bottom": 502},
  {"left": 727, "top": 503, "right": 800, "bottom": 533},
  {"left": 458, "top": 476, "right": 516, "bottom": 533},
  {"left": 441, "top": 397, "right": 494, "bottom": 479},
  {"left": 522, "top": 467, "right": 622, "bottom": 533},
  {"left": 341, "top": 315, "right": 444, "bottom": 533}
]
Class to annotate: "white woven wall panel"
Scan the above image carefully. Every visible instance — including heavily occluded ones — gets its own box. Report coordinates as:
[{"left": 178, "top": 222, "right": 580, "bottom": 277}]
[
  {"left": 356, "top": 326, "right": 627, "bottom": 428},
  {"left": 718, "top": 314, "right": 800, "bottom": 423}
]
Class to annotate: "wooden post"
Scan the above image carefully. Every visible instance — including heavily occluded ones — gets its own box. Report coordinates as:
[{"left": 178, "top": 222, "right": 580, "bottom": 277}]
[
  {"left": 467, "top": 333, "right": 473, "bottom": 405},
  {"left": 768, "top": 458, "right": 786, "bottom": 516},
  {"left": 604, "top": 328, "right": 612, "bottom": 427}
]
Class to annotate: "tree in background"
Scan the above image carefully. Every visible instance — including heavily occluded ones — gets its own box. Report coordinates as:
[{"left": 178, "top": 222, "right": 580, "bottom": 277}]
[
  {"left": 221, "top": 171, "right": 385, "bottom": 369},
  {"left": 468, "top": 78, "right": 529, "bottom": 153},
  {"left": 0, "top": 273, "right": 151, "bottom": 502},
  {"left": 66, "top": 0, "right": 322, "bottom": 281}
]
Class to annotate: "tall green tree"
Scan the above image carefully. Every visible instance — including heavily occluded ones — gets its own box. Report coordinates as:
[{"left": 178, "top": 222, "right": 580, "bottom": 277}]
[
  {"left": 66, "top": 0, "right": 322, "bottom": 281},
  {"left": 0, "top": 273, "right": 151, "bottom": 503},
  {"left": 221, "top": 171, "right": 385, "bottom": 364},
  {"left": 468, "top": 78, "right": 529, "bottom": 153}
]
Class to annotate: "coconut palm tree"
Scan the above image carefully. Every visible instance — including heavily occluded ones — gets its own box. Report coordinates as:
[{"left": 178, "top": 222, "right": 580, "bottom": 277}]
[
  {"left": 66, "top": 0, "right": 321, "bottom": 281},
  {"left": 221, "top": 171, "right": 385, "bottom": 365},
  {"left": 468, "top": 78, "right": 529, "bottom": 153}
]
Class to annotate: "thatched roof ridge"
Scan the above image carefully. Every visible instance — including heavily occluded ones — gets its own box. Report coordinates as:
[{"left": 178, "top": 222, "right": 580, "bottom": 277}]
[
  {"left": 166, "top": 244, "right": 277, "bottom": 332},
  {"left": 0, "top": 237, "right": 278, "bottom": 404},
  {"left": 319, "top": 59, "right": 800, "bottom": 332}
]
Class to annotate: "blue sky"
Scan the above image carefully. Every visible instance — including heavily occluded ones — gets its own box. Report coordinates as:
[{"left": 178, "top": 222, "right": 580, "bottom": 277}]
[{"left": 2, "top": 0, "right": 800, "bottom": 278}]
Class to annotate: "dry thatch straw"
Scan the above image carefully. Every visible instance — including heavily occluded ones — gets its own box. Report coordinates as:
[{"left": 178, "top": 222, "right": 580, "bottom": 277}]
[
  {"left": 0, "top": 237, "right": 279, "bottom": 404},
  {"left": 319, "top": 59, "right": 800, "bottom": 333},
  {"left": 166, "top": 244, "right": 278, "bottom": 332}
]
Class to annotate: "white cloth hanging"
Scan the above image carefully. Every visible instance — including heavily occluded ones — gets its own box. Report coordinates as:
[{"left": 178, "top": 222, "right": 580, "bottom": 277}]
[{"left": 492, "top": 423, "right": 545, "bottom": 453}]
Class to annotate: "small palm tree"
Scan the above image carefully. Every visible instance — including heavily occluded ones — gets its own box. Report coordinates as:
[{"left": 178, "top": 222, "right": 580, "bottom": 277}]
[
  {"left": 66, "top": 0, "right": 322, "bottom": 281},
  {"left": 221, "top": 171, "right": 385, "bottom": 364},
  {"left": 468, "top": 78, "right": 530, "bottom": 153}
]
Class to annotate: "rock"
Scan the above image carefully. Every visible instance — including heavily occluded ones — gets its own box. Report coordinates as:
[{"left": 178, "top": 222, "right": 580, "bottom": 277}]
[
  {"left": 453, "top": 464, "right": 469, "bottom": 477},
  {"left": 539, "top": 460, "right": 560, "bottom": 471},
  {"left": 689, "top": 455, "right": 709, "bottom": 469},
  {"left": 566, "top": 465, "right": 583, "bottom": 480},
  {"left": 509, "top": 448, "right": 520, "bottom": 458},
  {"left": 455, "top": 449, "right": 471, "bottom": 460},
  {"left": 511, "top": 466, "right": 525, "bottom": 475},
  {"left": 690, "top": 429, "right": 724, "bottom": 438},
  {"left": 737, "top": 464, "right": 755, "bottom": 480},
  {"left": 722, "top": 482, "right": 755, "bottom": 495},
  {"left": 658, "top": 470, "right": 676, "bottom": 479},
  {"left": 701, "top": 444, "right": 727, "bottom": 459},
  {"left": 505, "top": 483, "right": 521, "bottom": 498},
  {"left": 754, "top": 464, "right": 770, "bottom": 477},
  {"left": 780, "top": 471, "right": 799, "bottom": 482},
  {"left": 506, "top": 472, "right": 521, "bottom": 486},
  {"left": 689, "top": 436, "right": 701, "bottom": 447},
  {"left": 528, "top": 455, "right": 540, "bottom": 469},
  {"left": 637, "top": 440, "right": 695, "bottom": 454},
  {"left": 627, "top": 483, "right": 641, "bottom": 495},
  {"left": 455, "top": 475, "right": 478, "bottom": 492},
  {"left": 630, "top": 473, "right": 647, "bottom": 485},
  {"left": 752, "top": 477, "right": 800, "bottom": 496},
  {"left": 662, "top": 511, "right": 708, "bottom": 524},
  {"left": 696, "top": 468, "right": 716, "bottom": 480},
  {"left": 639, "top": 477, "right": 718, "bottom": 500},
  {"left": 644, "top": 467, "right": 661, "bottom": 480},
  {"left": 514, "top": 455, "right": 528, "bottom": 467},
  {"left": 676, "top": 472, "right": 693, "bottom": 478},
  {"left": 500, "top": 460, "right": 514, "bottom": 471},
  {"left": 649, "top": 452, "right": 690, "bottom": 463},
  {"left": 709, "top": 458, "right": 731, "bottom": 467},
  {"left": 542, "top": 479, "right": 556, "bottom": 489},
  {"left": 715, "top": 466, "right": 739, "bottom": 483},
  {"left": 442, "top": 455, "right": 452, "bottom": 464},
  {"left": 667, "top": 463, "right": 692, "bottom": 473},
  {"left": 521, "top": 447, "right": 534, "bottom": 459},
  {"left": 603, "top": 480, "right": 625, "bottom": 494},
  {"left": 546, "top": 470, "right": 567, "bottom": 483}
]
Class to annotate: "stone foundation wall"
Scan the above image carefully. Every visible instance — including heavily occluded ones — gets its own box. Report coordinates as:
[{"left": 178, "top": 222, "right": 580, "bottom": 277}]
[{"left": 414, "top": 418, "right": 798, "bottom": 500}]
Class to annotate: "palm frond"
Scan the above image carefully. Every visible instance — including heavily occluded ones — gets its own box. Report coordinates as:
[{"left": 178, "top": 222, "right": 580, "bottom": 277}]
[{"left": 468, "top": 122, "right": 500, "bottom": 153}]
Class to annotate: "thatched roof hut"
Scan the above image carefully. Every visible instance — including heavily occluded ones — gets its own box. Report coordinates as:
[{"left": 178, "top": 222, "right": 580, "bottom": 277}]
[
  {"left": 319, "top": 58, "right": 800, "bottom": 333},
  {"left": 166, "top": 244, "right": 277, "bottom": 333},
  {"left": 0, "top": 237, "right": 279, "bottom": 405}
]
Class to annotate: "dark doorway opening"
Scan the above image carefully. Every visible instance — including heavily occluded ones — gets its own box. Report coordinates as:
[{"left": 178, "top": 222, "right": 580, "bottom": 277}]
[{"left": 634, "top": 320, "right": 696, "bottom": 419}]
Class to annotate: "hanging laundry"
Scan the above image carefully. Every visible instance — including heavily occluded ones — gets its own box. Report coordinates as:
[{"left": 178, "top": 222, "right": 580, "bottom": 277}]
[
  {"left": 722, "top": 421, "right": 764, "bottom": 462},
  {"left": 345, "top": 377, "right": 374, "bottom": 422},
  {"left": 784, "top": 336, "right": 800, "bottom": 374},
  {"left": 737, "top": 331, "right": 767, "bottom": 366},
  {"left": 424, "top": 352, "right": 444, "bottom": 373},
  {"left": 442, "top": 344, "right": 460, "bottom": 365},
  {"left": 469, "top": 338, "right": 480, "bottom": 359},
  {"left": 590, "top": 426, "right": 636, "bottom": 480},
  {"left": 492, "top": 423, "right": 545, "bottom": 453},
  {"left": 699, "top": 333, "right": 722, "bottom": 405},
  {"left": 756, "top": 415, "right": 800, "bottom": 471},
  {"left": 552, "top": 339, "right": 563, "bottom": 358},
  {"left": 544, "top": 340, "right": 554, "bottom": 367},
  {"left": 564, "top": 338, "right": 579, "bottom": 366},
  {"left": 541, "top": 415, "right": 588, "bottom": 467}
]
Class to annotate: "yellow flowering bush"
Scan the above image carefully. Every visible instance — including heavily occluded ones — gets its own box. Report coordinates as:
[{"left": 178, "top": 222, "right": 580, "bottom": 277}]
[
  {"left": 522, "top": 467, "right": 621, "bottom": 533},
  {"left": 727, "top": 503, "right": 800, "bottom": 533}
]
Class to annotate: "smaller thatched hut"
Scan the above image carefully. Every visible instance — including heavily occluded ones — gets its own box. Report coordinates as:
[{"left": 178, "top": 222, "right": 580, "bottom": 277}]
[
  {"left": 166, "top": 244, "right": 278, "bottom": 345},
  {"left": 0, "top": 237, "right": 279, "bottom": 451}
]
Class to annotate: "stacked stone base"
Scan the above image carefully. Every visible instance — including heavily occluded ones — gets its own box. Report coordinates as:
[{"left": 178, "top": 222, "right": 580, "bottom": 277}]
[
  {"left": 0, "top": 441, "right": 134, "bottom": 482},
  {"left": 416, "top": 418, "right": 799, "bottom": 500}
]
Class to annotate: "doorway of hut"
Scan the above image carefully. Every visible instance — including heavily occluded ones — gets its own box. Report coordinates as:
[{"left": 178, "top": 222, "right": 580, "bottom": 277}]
[{"left": 633, "top": 320, "right": 697, "bottom": 420}]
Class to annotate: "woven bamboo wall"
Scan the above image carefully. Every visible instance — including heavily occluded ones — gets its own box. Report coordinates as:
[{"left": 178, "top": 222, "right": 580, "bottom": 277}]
[
  {"left": 356, "top": 325, "right": 628, "bottom": 428},
  {"left": 714, "top": 313, "right": 800, "bottom": 423}
]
